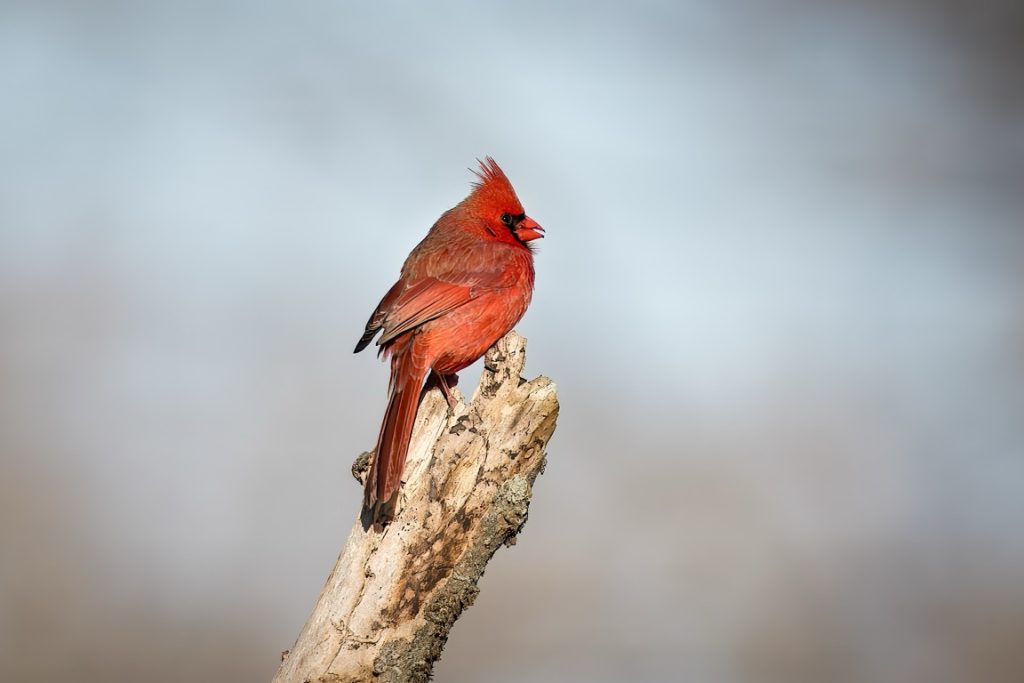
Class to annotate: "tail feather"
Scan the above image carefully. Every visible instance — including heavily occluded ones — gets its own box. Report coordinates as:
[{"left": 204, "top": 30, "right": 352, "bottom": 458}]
[{"left": 363, "top": 355, "right": 426, "bottom": 525}]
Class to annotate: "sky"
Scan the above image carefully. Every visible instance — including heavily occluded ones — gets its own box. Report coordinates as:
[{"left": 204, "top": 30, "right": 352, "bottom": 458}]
[{"left": 1, "top": 1, "right": 1023, "bottom": 682}]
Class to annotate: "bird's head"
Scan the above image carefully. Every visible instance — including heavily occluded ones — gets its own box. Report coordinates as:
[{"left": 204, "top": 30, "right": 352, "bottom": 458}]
[{"left": 465, "top": 157, "right": 544, "bottom": 247}]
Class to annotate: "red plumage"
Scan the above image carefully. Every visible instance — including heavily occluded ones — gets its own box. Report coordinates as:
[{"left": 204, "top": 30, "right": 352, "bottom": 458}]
[{"left": 355, "top": 158, "right": 544, "bottom": 524}]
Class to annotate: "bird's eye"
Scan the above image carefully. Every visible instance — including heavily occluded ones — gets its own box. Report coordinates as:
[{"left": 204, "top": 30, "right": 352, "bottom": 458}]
[{"left": 500, "top": 213, "right": 513, "bottom": 226}]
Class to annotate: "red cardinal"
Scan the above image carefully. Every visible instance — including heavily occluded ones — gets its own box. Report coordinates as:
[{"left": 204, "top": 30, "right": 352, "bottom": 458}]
[{"left": 355, "top": 158, "right": 544, "bottom": 524}]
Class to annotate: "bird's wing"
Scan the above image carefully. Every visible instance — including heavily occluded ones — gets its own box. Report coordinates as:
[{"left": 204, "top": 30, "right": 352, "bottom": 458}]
[
  {"left": 376, "top": 274, "right": 492, "bottom": 347},
  {"left": 354, "top": 243, "right": 522, "bottom": 353}
]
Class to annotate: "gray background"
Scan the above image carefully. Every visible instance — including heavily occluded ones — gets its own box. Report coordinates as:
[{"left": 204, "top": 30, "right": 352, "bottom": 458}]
[{"left": 2, "top": 1, "right": 1022, "bottom": 681}]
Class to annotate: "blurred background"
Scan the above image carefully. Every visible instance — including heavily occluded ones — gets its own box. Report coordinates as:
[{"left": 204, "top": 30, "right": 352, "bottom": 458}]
[{"left": 2, "top": 1, "right": 1023, "bottom": 681}]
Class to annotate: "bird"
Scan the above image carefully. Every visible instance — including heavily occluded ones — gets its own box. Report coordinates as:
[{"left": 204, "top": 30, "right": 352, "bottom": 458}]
[{"left": 354, "top": 158, "right": 544, "bottom": 525}]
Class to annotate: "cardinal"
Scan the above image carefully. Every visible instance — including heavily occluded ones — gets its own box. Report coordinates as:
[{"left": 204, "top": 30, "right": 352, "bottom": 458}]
[{"left": 354, "top": 158, "right": 544, "bottom": 524}]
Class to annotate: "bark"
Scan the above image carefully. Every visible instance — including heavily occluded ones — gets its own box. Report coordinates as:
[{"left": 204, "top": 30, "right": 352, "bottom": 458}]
[{"left": 273, "top": 331, "right": 559, "bottom": 683}]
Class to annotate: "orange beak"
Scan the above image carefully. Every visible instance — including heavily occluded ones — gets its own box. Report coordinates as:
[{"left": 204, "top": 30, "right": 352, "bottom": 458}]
[{"left": 514, "top": 215, "right": 545, "bottom": 241}]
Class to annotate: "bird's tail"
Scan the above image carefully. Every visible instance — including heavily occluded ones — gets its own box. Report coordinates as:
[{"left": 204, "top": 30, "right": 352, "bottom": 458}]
[{"left": 363, "top": 350, "right": 426, "bottom": 526}]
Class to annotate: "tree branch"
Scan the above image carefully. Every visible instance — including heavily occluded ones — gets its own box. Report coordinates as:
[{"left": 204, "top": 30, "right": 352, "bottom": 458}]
[{"left": 273, "top": 331, "right": 559, "bottom": 683}]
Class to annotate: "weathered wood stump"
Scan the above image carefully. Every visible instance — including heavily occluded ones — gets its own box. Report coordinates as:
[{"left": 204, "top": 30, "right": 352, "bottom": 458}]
[{"left": 273, "top": 331, "right": 558, "bottom": 683}]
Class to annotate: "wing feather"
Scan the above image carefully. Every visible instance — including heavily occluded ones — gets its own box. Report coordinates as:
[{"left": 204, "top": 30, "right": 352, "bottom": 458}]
[
  {"left": 356, "top": 242, "right": 524, "bottom": 352},
  {"left": 377, "top": 278, "right": 477, "bottom": 346}
]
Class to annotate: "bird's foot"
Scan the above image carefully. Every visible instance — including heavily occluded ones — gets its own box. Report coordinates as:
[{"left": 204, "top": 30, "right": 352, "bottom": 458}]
[{"left": 428, "top": 371, "right": 461, "bottom": 415}]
